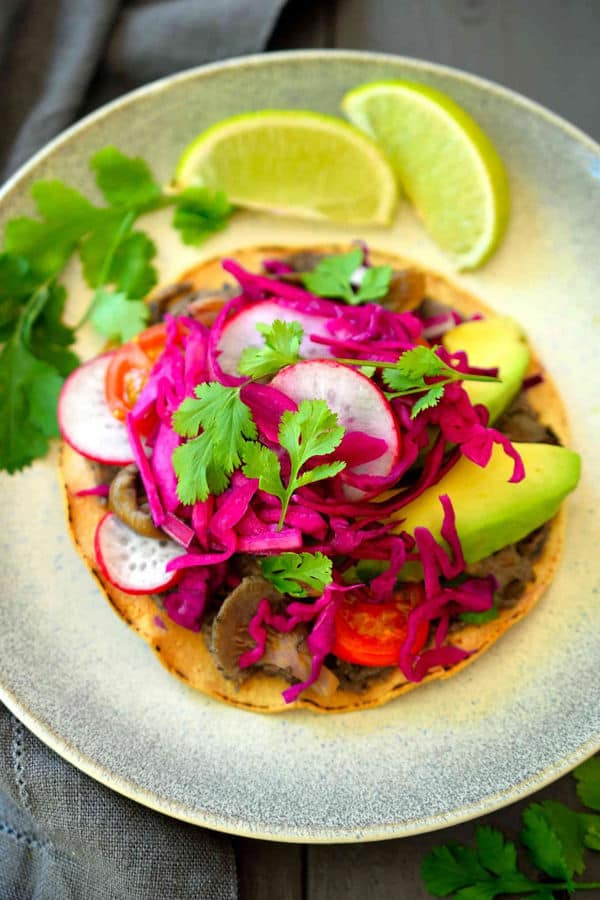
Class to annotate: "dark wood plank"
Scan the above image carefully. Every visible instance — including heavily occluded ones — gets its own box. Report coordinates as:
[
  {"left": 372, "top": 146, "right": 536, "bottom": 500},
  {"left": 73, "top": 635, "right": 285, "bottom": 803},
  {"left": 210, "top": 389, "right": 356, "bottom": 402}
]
[
  {"left": 334, "top": 0, "right": 600, "bottom": 140},
  {"left": 307, "top": 770, "right": 600, "bottom": 899},
  {"left": 235, "top": 838, "right": 304, "bottom": 900}
]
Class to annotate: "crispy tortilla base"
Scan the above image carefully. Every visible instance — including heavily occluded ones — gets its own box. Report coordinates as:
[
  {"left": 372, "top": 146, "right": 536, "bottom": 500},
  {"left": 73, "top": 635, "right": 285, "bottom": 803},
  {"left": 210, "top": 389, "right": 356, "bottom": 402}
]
[{"left": 59, "top": 245, "right": 568, "bottom": 713}]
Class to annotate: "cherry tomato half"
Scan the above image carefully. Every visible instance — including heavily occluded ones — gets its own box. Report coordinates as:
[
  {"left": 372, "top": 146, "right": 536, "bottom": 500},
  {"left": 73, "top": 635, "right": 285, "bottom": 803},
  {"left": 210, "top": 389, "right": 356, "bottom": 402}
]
[
  {"left": 105, "top": 323, "right": 169, "bottom": 421},
  {"left": 332, "top": 583, "right": 428, "bottom": 667}
]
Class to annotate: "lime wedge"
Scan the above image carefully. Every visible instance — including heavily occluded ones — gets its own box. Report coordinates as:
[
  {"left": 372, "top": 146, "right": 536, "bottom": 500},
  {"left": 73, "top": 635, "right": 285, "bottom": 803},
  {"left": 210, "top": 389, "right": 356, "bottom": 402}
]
[
  {"left": 342, "top": 81, "right": 509, "bottom": 269},
  {"left": 173, "top": 110, "right": 397, "bottom": 225}
]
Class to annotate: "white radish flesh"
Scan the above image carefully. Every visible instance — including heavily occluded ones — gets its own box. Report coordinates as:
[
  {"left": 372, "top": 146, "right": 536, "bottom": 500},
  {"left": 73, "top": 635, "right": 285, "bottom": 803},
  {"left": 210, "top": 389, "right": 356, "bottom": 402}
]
[
  {"left": 217, "top": 300, "right": 333, "bottom": 375},
  {"left": 94, "top": 512, "right": 182, "bottom": 594},
  {"left": 271, "top": 360, "right": 400, "bottom": 491},
  {"left": 59, "top": 354, "right": 134, "bottom": 465}
]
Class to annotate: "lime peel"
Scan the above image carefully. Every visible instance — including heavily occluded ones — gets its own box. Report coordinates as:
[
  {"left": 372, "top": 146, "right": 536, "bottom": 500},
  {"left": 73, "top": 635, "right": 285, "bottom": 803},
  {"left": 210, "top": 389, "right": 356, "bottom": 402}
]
[
  {"left": 174, "top": 109, "right": 398, "bottom": 226},
  {"left": 342, "top": 80, "right": 510, "bottom": 269}
]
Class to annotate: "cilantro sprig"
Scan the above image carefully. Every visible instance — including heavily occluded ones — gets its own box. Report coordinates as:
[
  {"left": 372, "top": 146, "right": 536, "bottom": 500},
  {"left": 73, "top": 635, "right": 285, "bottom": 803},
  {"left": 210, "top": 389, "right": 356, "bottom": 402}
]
[
  {"left": 0, "top": 146, "right": 234, "bottom": 473},
  {"left": 242, "top": 399, "right": 346, "bottom": 528},
  {"left": 237, "top": 319, "right": 498, "bottom": 419},
  {"left": 302, "top": 248, "right": 393, "bottom": 305},
  {"left": 0, "top": 284, "right": 70, "bottom": 472},
  {"left": 422, "top": 757, "right": 600, "bottom": 898},
  {"left": 261, "top": 551, "right": 333, "bottom": 597},
  {"left": 337, "top": 345, "right": 499, "bottom": 419},
  {"left": 172, "top": 383, "right": 257, "bottom": 504},
  {"left": 238, "top": 319, "right": 303, "bottom": 379},
  {"left": 172, "top": 387, "right": 345, "bottom": 523}
]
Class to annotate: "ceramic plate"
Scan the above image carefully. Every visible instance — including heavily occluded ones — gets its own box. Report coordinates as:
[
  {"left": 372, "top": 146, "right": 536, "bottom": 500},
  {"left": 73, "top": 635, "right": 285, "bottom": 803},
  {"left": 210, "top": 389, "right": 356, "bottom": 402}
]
[{"left": 1, "top": 52, "right": 599, "bottom": 842}]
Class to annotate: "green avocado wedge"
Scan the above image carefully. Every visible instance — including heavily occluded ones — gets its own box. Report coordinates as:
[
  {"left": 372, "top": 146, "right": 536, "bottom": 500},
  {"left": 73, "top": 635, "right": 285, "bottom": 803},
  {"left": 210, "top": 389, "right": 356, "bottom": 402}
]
[
  {"left": 442, "top": 316, "right": 530, "bottom": 423},
  {"left": 394, "top": 441, "right": 580, "bottom": 569}
]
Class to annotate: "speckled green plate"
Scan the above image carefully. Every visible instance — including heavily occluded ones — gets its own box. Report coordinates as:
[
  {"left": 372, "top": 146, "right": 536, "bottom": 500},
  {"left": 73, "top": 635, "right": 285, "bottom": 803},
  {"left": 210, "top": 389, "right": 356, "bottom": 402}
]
[{"left": 0, "top": 52, "right": 599, "bottom": 842}]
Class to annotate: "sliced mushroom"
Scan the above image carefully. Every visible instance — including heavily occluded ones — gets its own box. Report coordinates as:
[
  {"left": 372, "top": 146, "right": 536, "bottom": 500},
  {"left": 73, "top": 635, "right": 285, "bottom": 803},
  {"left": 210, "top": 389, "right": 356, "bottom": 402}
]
[
  {"left": 146, "top": 281, "right": 236, "bottom": 326},
  {"left": 210, "top": 575, "right": 339, "bottom": 696},
  {"left": 108, "top": 464, "right": 164, "bottom": 539},
  {"left": 384, "top": 268, "right": 426, "bottom": 310},
  {"left": 186, "top": 285, "right": 237, "bottom": 325},
  {"left": 210, "top": 576, "right": 283, "bottom": 680}
]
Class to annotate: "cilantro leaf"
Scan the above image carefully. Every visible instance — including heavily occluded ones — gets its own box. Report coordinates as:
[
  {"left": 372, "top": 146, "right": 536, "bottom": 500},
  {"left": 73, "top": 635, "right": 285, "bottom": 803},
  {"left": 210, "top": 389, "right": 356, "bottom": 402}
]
[
  {"left": 261, "top": 552, "right": 332, "bottom": 597},
  {"left": 423, "top": 832, "right": 539, "bottom": 899},
  {"left": 521, "top": 805, "right": 574, "bottom": 884},
  {"left": 279, "top": 399, "right": 345, "bottom": 462},
  {"left": 475, "top": 826, "right": 518, "bottom": 877},
  {"left": 90, "top": 289, "right": 149, "bottom": 343},
  {"left": 109, "top": 231, "right": 157, "bottom": 298},
  {"left": 397, "top": 345, "right": 447, "bottom": 379},
  {"left": 173, "top": 383, "right": 257, "bottom": 451},
  {"left": 533, "top": 801, "right": 588, "bottom": 876},
  {"left": 276, "top": 400, "right": 345, "bottom": 526},
  {"left": 238, "top": 319, "right": 304, "bottom": 379},
  {"left": 77, "top": 209, "right": 126, "bottom": 287},
  {"left": 355, "top": 264, "right": 392, "bottom": 303},
  {"left": 242, "top": 400, "right": 345, "bottom": 528},
  {"left": 172, "top": 187, "right": 232, "bottom": 245},
  {"left": 302, "top": 249, "right": 362, "bottom": 302},
  {"left": 0, "top": 253, "right": 40, "bottom": 340},
  {"left": 28, "top": 283, "right": 78, "bottom": 376},
  {"left": 0, "top": 339, "right": 63, "bottom": 469},
  {"left": 411, "top": 383, "right": 445, "bottom": 418},
  {"left": 172, "top": 434, "right": 229, "bottom": 504},
  {"left": 0, "top": 286, "right": 70, "bottom": 471},
  {"left": 580, "top": 813, "right": 600, "bottom": 850},
  {"left": 241, "top": 441, "right": 284, "bottom": 498},
  {"left": 574, "top": 757, "right": 600, "bottom": 811},
  {"left": 172, "top": 383, "right": 258, "bottom": 503},
  {"left": 381, "top": 368, "right": 425, "bottom": 392},
  {"left": 421, "top": 842, "right": 491, "bottom": 895},
  {"left": 90, "top": 146, "right": 161, "bottom": 209},
  {"left": 4, "top": 181, "right": 98, "bottom": 281}
]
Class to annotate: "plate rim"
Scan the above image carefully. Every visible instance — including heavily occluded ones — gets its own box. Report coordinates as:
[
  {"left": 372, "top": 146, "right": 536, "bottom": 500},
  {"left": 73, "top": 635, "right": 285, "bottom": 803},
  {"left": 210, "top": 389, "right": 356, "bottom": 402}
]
[{"left": 1, "top": 49, "right": 599, "bottom": 843}]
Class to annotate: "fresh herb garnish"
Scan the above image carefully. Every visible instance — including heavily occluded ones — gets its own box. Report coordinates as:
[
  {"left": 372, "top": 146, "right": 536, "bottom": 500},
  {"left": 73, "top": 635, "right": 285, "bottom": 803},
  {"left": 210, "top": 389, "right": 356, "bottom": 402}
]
[
  {"left": 302, "top": 248, "right": 392, "bottom": 305},
  {"left": 238, "top": 319, "right": 304, "bottom": 379},
  {"left": 574, "top": 758, "right": 600, "bottom": 812},
  {"left": 172, "top": 186, "right": 232, "bottom": 245},
  {"left": 236, "top": 323, "right": 497, "bottom": 421},
  {"left": 0, "top": 146, "right": 234, "bottom": 472},
  {"left": 0, "top": 285, "right": 69, "bottom": 472},
  {"left": 337, "top": 345, "right": 499, "bottom": 419},
  {"left": 242, "top": 399, "right": 346, "bottom": 528},
  {"left": 172, "top": 383, "right": 257, "bottom": 504},
  {"left": 422, "top": 757, "right": 600, "bottom": 898},
  {"left": 261, "top": 551, "right": 333, "bottom": 597}
]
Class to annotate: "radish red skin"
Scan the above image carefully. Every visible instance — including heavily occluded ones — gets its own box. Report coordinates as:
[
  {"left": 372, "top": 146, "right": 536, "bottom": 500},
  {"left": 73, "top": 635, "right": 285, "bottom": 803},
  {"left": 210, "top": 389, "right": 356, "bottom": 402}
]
[
  {"left": 94, "top": 512, "right": 182, "bottom": 595},
  {"left": 59, "top": 354, "right": 135, "bottom": 466}
]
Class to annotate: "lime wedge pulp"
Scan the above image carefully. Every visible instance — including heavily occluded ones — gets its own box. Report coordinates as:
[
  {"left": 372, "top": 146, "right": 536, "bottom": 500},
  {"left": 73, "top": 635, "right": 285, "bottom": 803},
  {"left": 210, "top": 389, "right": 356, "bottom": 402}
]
[
  {"left": 173, "top": 110, "right": 398, "bottom": 225},
  {"left": 342, "top": 81, "right": 510, "bottom": 269}
]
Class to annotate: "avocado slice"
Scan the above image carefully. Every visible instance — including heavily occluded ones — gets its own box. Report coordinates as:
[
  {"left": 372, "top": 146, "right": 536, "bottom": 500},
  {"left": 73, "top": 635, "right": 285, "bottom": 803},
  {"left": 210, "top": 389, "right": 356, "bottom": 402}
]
[
  {"left": 442, "top": 316, "right": 530, "bottom": 423},
  {"left": 394, "top": 442, "right": 580, "bottom": 569}
]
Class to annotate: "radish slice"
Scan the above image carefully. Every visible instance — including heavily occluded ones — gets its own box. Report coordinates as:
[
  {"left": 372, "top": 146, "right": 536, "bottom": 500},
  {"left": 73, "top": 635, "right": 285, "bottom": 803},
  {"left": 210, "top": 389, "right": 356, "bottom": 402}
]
[
  {"left": 216, "top": 300, "right": 333, "bottom": 375},
  {"left": 59, "top": 354, "right": 134, "bottom": 465},
  {"left": 94, "top": 512, "right": 182, "bottom": 595},
  {"left": 271, "top": 361, "right": 400, "bottom": 498}
]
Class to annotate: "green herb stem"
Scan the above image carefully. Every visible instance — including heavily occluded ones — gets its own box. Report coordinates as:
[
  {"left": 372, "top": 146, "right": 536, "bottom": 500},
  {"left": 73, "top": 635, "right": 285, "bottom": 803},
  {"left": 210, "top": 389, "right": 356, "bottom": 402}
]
[{"left": 332, "top": 356, "right": 500, "bottom": 384}]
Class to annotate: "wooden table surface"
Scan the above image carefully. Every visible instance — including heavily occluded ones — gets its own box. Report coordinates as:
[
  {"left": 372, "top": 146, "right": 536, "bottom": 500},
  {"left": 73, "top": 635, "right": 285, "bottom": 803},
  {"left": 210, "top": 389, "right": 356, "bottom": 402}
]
[{"left": 235, "top": 2, "right": 600, "bottom": 897}]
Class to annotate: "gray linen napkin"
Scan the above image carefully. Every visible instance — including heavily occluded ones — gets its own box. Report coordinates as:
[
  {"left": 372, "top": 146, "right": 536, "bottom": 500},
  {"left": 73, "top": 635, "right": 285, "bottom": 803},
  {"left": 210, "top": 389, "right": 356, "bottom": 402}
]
[
  {"left": 1, "top": 0, "right": 286, "bottom": 178},
  {"left": 0, "top": 1, "right": 285, "bottom": 897}
]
